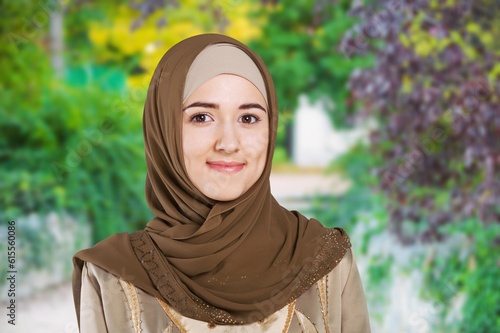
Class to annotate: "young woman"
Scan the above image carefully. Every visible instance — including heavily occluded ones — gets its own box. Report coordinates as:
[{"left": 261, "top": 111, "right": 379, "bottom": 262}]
[{"left": 73, "top": 33, "right": 370, "bottom": 333}]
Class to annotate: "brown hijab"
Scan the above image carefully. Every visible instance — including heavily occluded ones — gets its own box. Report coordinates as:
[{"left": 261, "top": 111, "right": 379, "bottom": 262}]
[{"left": 73, "top": 33, "right": 351, "bottom": 326}]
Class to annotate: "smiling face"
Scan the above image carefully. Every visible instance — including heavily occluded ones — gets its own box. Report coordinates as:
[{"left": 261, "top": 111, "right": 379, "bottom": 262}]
[{"left": 182, "top": 74, "right": 269, "bottom": 201}]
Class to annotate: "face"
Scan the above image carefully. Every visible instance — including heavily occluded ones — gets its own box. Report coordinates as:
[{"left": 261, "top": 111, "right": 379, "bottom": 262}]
[{"left": 182, "top": 74, "right": 269, "bottom": 201}]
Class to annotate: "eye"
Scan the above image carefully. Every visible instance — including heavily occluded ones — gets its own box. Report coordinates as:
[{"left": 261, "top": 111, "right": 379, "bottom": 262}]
[
  {"left": 190, "top": 113, "right": 213, "bottom": 123},
  {"left": 239, "top": 114, "right": 260, "bottom": 124}
]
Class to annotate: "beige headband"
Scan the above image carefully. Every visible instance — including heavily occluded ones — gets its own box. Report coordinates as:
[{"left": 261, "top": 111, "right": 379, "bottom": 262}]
[{"left": 183, "top": 43, "right": 268, "bottom": 105}]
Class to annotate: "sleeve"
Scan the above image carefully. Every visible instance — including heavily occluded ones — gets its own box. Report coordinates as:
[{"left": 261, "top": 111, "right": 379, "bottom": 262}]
[
  {"left": 339, "top": 248, "right": 371, "bottom": 333},
  {"left": 79, "top": 262, "right": 135, "bottom": 333}
]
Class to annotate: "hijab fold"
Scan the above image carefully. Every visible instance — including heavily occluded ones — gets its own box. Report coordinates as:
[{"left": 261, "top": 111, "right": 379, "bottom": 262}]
[{"left": 73, "top": 33, "right": 350, "bottom": 326}]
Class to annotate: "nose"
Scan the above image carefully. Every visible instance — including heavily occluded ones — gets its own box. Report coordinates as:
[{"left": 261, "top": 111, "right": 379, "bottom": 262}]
[{"left": 215, "top": 122, "right": 240, "bottom": 153}]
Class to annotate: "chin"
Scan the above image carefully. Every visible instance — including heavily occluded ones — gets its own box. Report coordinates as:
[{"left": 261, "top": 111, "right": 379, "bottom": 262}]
[
  {"left": 209, "top": 192, "right": 242, "bottom": 202},
  {"left": 202, "top": 186, "right": 245, "bottom": 202}
]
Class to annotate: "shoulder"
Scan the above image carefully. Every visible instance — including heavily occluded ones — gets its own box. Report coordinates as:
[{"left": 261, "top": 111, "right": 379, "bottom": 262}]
[
  {"left": 75, "top": 232, "right": 132, "bottom": 261},
  {"left": 73, "top": 231, "right": 148, "bottom": 282},
  {"left": 295, "top": 248, "right": 353, "bottom": 302},
  {"left": 295, "top": 247, "right": 356, "bottom": 309},
  {"left": 82, "top": 261, "right": 120, "bottom": 284},
  {"left": 330, "top": 247, "right": 354, "bottom": 285}
]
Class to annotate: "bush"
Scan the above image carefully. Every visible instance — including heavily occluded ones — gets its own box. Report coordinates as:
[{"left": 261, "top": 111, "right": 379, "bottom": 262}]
[
  {"left": 341, "top": 1, "right": 500, "bottom": 330},
  {"left": 0, "top": 75, "right": 151, "bottom": 242}
]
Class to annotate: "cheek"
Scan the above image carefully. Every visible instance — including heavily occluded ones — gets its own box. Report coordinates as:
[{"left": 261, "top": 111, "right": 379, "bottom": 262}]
[
  {"left": 256, "top": 127, "right": 270, "bottom": 151},
  {"left": 242, "top": 127, "right": 269, "bottom": 161},
  {"left": 182, "top": 128, "right": 209, "bottom": 168}
]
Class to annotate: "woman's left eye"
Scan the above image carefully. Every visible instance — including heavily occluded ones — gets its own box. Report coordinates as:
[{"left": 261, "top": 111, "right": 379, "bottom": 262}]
[{"left": 239, "top": 114, "right": 260, "bottom": 124}]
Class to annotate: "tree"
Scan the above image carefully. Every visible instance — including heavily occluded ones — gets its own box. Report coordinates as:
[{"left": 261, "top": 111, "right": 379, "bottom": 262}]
[
  {"left": 247, "top": 0, "right": 373, "bottom": 156},
  {"left": 343, "top": 0, "right": 500, "bottom": 331},
  {"left": 344, "top": 0, "right": 500, "bottom": 242},
  {"left": 73, "top": 0, "right": 264, "bottom": 88},
  {"left": 249, "top": 0, "right": 373, "bottom": 123}
]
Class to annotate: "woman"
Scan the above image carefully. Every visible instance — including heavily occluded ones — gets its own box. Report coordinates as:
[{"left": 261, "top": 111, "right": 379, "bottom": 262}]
[{"left": 73, "top": 33, "right": 370, "bottom": 332}]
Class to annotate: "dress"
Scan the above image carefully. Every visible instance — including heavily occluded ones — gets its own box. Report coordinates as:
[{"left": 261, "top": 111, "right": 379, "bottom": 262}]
[{"left": 78, "top": 248, "right": 370, "bottom": 333}]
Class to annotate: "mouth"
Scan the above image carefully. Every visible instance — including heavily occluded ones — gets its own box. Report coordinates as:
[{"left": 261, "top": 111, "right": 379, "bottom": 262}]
[{"left": 206, "top": 161, "right": 245, "bottom": 173}]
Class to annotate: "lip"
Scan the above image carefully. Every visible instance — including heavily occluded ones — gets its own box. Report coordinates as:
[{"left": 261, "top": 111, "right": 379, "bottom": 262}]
[{"left": 206, "top": 161, "right": 245, "bottom": 173}]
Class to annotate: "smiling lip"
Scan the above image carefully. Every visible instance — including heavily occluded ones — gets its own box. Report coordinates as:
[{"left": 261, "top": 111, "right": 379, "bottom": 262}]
[{"left": 206, "top": 161, "right": 245, "bottom": 173}]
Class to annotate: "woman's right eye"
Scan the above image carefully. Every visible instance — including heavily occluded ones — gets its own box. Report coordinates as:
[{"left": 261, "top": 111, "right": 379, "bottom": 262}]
[{"left": 190, "top": 113, "right": 213, "bottom": 123}]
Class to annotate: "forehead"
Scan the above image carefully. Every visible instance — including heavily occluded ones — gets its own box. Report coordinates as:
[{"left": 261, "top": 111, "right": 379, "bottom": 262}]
[
  {"left": 184, "top": 74, "right": 266, "bottom": 104},
  {"left": 183, "top": 43, "right": 268, "bottom": 106}
]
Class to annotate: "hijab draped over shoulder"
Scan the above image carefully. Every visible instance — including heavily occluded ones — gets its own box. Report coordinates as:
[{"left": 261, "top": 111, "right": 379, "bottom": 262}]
[{"left": 73, "top": 33, "right": 351, "bottom": 325}]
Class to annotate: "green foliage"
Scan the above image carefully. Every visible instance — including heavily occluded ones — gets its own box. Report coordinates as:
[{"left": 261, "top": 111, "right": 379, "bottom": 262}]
[
  {"left": 423, "top": 220, "right": 500, "bottom": 332},
  {"left": 365, "top": 253, "right": 393, "bottom": 323},
  {"left": 313, "top": 144, "right": 377, "bottom": 218},
  {"left": 1, "top": 81, "right": 151, "bottom": 242},
  {"left": 0, "top": 47, "right": 151, "bottom": 242},
  {"left": 249, "top": 0, "right": 373, "bottom": 127},
  {"left": 0, "top": 2, "right": 155, "bottom": 243},
  {"left": 306, "top": 143, "right": 384, "bottom": 232},
  {"left": 271, "top": 146, "right": 288, "bottom": 165}
]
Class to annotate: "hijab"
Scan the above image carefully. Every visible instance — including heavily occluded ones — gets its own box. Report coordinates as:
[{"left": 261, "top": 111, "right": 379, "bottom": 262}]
[{"left": 73, "top": 33, "right": 351, "bottom": 326}]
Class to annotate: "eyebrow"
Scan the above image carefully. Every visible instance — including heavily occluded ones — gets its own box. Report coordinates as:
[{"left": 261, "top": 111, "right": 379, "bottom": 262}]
[{"left": 182, "top": 102, "right": 266, "bottom": 112}]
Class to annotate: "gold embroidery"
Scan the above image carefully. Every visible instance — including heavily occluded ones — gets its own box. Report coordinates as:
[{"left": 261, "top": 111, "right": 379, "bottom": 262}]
[
  {"left": 120, "top": 280, "right": 143, "bottom": 333},
  {"left": 317, "top": 275, "right": 330, "bottom": 333},
  {"left": 158, "top": 296, "right": 296, "bottom": 333},
  {"left": 156, "top": 297, "right": 188, "bottom": 333},
  {"left": 294, "top": 309, "right": 319, "bottom": 333},
  {"left": 130, "top": 229, "right": 350, "bottom": 325},
  {"left": 282, "top": 300, "right": 296, "bottom": 333}
]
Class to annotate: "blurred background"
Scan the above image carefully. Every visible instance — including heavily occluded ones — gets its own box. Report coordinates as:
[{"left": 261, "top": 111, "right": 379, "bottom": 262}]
[{"left": 1, "top": 0, "right": 499, "bottom": 332}]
